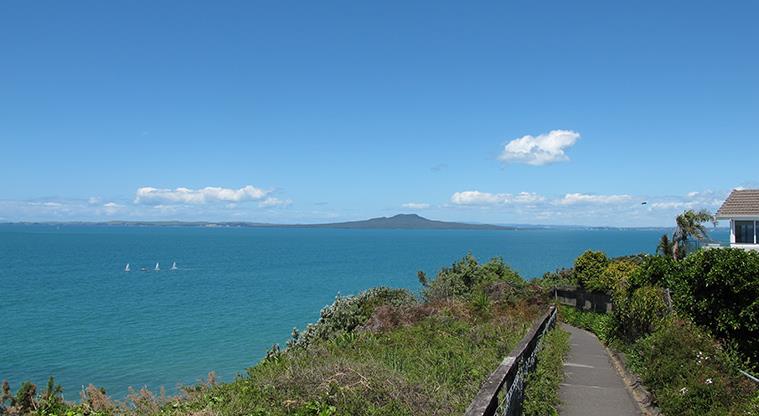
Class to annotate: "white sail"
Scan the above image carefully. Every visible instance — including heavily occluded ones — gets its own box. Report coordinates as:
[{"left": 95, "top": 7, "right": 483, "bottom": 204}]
[
  {"left": 155, "top": 262, "right": 160, "bottom": 271},
  {"left": 125, "top": 263, "right": 131, "bottom": 272},
  {"left": 171, "top": 261, "right": 177, "bottom": 270}
]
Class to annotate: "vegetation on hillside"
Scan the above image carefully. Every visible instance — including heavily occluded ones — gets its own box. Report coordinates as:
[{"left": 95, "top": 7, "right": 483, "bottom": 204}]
[{"left": 554, "top": 245, "right": 759, "bottom": 415}]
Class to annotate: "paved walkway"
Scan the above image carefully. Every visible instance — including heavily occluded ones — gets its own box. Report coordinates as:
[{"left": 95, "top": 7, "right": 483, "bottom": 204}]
[{"left": 558, "top": 324, "right": 641, "bottom": 416}]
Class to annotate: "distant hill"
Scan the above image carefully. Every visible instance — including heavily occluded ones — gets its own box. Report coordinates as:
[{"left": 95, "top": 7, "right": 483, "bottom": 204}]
[
  {"left": 11, "top": 214, "right": 515, "bottom": 230},
  {"left": 297, "top": 214, "right": 514, "bottom": 230}
]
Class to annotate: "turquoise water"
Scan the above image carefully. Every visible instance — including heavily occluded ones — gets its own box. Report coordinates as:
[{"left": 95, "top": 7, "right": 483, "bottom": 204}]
[{"left": 0, "top": 225, "right": 728, "bottom": 399}]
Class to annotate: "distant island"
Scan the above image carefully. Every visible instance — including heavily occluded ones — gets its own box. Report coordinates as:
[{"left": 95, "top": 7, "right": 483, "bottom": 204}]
[
  {"left": 294, "top": 214, "right": 515, "bottom": 230},
  {"left": 9, "top": 214, "right": 516, "bottom": 230}
]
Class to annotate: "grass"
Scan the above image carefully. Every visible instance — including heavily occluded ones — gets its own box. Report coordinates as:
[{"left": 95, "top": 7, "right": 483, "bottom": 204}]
[
  {"left": 167, "top": 302, "right": 538, "bottom": 415},
  {"left": 2, "top": 300, "right": 544, "bottom": 416},
  {"left": 522, "top": 327, "right": 571, "bottom": 416}
]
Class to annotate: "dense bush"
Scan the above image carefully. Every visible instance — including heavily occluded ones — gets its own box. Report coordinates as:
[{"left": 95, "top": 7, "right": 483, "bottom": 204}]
[
  {"left": 558, "top": 305, "right": 613, "bottom": 343},
  {"left": 596, "top": 259, "right": 639, "bottom": 296},
  {"left": 422, "top": 253, "right": 524, "bottom": 302},
  {"left": 612, "top": 285, "right": 669, "bottom": 342},
  {"left": 630, "top": 249, "right": 759, "bottom": 369},
  {"left": 573, "top": 250, "right": 608, "bottom": 291},
  {"left": 627, "top": 255, "right": 682, "bottom": 289},
  {"left": 673, "top": 248, "right": 759, "bottom": 369},
  {"left": 1, "top": 377, "right": 69, "bottom": 416},
  {"left": 287, "top": 287, "right": 416, "bottom": 350},
  {"left": 534, "top": 268, "right": 576, "bottom": 288},
  {"left": 627, "top": 318, "right": 758, "bottom": 416},
  {"left": 559, "top": 248, "right": 759, "bottom": 415}
]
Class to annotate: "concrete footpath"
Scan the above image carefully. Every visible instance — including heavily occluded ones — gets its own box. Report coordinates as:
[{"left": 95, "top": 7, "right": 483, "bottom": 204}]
[{"left": 558, "top": 324, "right": 641, "bottom": 416}]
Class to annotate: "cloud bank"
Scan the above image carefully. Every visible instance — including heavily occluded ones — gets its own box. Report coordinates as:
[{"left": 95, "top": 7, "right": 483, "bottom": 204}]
[
  {"left": 499, "top": 130, "right": 580, "bottom": 166},
  {"left": 558, "top": 193, "right": 632, "bottom": 205},
  {"left": 134, "top": 186, "right": 269, "bottom": 205},
  {"left": 402, "top": 202, "right": 430, "bottom": 209},
  {"left": 451, "top": 191, "right": 544, "bottom": 206}
]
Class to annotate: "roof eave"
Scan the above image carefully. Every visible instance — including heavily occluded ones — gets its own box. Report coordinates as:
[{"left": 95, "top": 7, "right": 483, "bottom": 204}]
[{"left": 716, "top": 214, "right": 759, "bottom": 219}]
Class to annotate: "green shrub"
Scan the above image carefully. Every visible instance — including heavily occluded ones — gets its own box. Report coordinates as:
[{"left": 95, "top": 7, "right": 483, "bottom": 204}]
[
  {"left": 534, "top": 268, "right": 576, "bottom": 288},
  {"left": 598, "top": 259, "right": 638, "bottom": 296},
  {"left": 523, "top": 327, "right": 570, "bottom": 416},
  {"left": 631, "top": 249, "right": 759, "bottom": 369},
  {"left": 288, "top": 287, "right": 416, "bottom": 350},
  {"left": 628, "top": 255, "right": 682, "bottom": 289},
  {"left": 39, "top": 376, "right": 66, "bottom": 414},
  {"left": 627, "top": 318, "right": 757, "bottom": 416},
  {"left": 674, "top": 248, "right": 759, "bottom": 369},
  {"left": 574, "top": 250, "right": 609, "bottom": 292},
  {"left": 613, "top": 285, "right": 669, "bottom": 342},
  {"left": 423, "top": 253, "right": 523, "bottom": 302},
  {"left": 558, "top": 305, "right": 613, "bottom": 343}
]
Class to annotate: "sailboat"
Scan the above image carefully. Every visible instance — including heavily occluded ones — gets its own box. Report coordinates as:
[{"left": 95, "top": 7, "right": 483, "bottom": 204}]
[
  {"left": 125, "top": 263, "right": 131, "bottom": 272},
  {"left": 154, "top": 262, "right": 160, "bottom": 271},
  {"left": 170, "top": 261, "right": 178, "bottom": 270}
]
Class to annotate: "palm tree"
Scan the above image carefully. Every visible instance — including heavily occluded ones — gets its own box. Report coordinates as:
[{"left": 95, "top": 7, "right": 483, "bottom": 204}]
[
  {"left": 656, "top": 234, "right": 674, "bottom": 257},
  {"left": 672, "top": 209, "right": 716, "bottom": 259}
]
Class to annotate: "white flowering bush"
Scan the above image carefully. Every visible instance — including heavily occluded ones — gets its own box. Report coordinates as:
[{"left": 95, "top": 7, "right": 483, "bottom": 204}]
[{"left": 627, "top": 317, "right": 757, "bottom": 415}]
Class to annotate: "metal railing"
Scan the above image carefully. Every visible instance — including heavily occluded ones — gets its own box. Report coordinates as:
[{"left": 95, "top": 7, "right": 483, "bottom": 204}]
[{"left": 464, "top": 305, "right": 557, "bottom": 416}]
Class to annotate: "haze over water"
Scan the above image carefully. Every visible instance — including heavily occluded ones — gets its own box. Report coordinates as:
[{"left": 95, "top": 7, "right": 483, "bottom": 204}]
[{"left": 0, "top": 224, "right": 728, "bottom": 398}]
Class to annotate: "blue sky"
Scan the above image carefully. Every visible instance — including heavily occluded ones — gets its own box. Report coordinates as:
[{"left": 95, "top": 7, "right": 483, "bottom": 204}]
[{"left": 1, "top": 1, "right": 757, "bottom": 226}]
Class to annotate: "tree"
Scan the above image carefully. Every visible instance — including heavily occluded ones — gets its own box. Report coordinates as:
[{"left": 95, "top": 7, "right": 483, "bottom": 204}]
[
  {"left": 656, "top": 234, "right": 674, "bottom": 258},
  {"left": 672, "top": 209, "right": 716, "bottom": 259},
  {"left": 574, "top": 250, "right": 609, "bottom": 290}
]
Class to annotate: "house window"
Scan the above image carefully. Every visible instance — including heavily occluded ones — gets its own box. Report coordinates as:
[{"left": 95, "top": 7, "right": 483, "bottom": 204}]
[{"left": 735, "top": 221, "right": 755, "bottom": 244}]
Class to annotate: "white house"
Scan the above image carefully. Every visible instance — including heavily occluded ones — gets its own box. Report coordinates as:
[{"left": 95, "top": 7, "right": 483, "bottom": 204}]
[{"left": 716, "top": 189, "right": 759, "bottom": 250}]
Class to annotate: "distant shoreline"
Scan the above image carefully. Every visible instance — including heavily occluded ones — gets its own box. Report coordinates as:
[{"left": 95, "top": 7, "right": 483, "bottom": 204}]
[{"left": 0, "top": 216, "right": 715, "bottom": 232}]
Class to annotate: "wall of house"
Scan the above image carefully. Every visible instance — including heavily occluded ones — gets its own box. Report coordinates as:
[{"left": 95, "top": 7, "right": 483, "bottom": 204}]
[{"left": 729, "top": 217, "right": 759, "bottom": 249}]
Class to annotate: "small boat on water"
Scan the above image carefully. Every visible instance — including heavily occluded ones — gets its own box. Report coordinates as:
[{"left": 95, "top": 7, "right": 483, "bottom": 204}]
[
  {"left": 170, "top": 261, "right": 178, "bottom": 270},
  {"left": 125, "top": 263, "right": 131, "bottom": 272},
  {"left": 154, "top": 262, "right": 160, "bottom": 271}
]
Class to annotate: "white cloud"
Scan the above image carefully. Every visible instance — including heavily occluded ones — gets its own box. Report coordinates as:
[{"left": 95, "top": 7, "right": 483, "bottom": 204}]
[
  {"left": 451, "top": 191, "right": 545, "bottom": 206},
  {"left": 134, "top": 185, "right": 269, "bottom": 205},
  {"left": 27, "top": 201, "right": 63, "bottom": 208},
  {"left": 402, "top": 202, "right": 430, "bottom": 209},
  {"left": 258, "top": 197, "right": 291, "bottom": 208},
  {"left": 153, "top": 204, "right": 179, "bottom": 213},
  {"left": 102, "top": 202, "right": 123, "bottom": 215},
  {"left": 650, "top": 201, "right": 688, "bottom": 209},
  {"left": 649, "top": 190, "right": 725, "bottom": 211},
  {"left": 499, "top": 130, "right": 580, "bottom": 166},
  {"left": 559, "top": 193, "right": 632, "bottom": 205}
]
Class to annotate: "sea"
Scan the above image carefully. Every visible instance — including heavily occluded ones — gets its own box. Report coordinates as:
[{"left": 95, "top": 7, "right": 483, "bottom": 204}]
[{"left": 0, "top": 224, "right": 729, "bottom": 399}]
